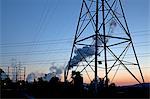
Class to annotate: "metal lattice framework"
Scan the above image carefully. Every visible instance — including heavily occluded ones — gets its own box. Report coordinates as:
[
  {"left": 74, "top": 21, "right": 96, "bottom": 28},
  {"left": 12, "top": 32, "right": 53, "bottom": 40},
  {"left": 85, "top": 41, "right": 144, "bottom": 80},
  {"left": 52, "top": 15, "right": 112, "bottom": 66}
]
[
  {"left": 64, "top": 0, "right": 144, "bottom": 87},
  {"left": 0, "top": 65, "right": 26, "bottom": 82}
]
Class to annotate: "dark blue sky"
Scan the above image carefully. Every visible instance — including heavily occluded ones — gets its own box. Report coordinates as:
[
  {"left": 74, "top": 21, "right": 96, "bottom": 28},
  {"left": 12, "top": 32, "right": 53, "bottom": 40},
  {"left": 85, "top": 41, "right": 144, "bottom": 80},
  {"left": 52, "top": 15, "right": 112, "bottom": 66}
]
[{"left": 0, "top": 0, "right": 150, "bottom": 83}]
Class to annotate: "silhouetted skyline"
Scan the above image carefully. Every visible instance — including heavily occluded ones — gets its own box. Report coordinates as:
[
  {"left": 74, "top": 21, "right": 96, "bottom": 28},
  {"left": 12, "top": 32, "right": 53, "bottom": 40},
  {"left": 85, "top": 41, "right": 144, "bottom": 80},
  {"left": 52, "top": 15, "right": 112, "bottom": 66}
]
[{"left": 0, "top": 0, "right": 149, "bottom": 86}]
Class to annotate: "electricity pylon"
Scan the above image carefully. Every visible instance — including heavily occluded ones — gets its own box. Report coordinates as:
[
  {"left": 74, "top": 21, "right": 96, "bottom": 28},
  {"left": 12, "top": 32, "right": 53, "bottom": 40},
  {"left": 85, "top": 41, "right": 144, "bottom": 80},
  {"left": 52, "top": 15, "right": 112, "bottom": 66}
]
[{"left": 64, "top": 0, "right": 144, "bottom": 89}]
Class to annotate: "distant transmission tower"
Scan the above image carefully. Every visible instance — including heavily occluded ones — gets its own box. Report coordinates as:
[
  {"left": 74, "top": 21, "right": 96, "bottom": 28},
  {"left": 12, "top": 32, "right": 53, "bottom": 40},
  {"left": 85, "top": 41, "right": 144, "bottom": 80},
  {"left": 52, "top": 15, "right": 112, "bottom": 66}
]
[{"left": 64, "top": 0, "right": 144, "bottom": 88}]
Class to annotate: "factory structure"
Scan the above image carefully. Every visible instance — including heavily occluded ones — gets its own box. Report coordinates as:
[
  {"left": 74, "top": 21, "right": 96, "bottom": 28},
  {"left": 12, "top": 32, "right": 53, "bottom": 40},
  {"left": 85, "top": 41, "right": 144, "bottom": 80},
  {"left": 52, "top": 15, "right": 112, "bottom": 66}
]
[{"left": 0, "top": 62, "right": 26, "bottom": 82}]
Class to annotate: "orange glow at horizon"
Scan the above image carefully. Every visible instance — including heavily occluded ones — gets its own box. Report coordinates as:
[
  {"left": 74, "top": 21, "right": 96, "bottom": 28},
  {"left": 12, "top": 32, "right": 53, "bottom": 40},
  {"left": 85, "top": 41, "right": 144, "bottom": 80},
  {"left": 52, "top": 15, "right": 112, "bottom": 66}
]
[{"left": 61, "top": 68, "right": 150, "bottom": 86}]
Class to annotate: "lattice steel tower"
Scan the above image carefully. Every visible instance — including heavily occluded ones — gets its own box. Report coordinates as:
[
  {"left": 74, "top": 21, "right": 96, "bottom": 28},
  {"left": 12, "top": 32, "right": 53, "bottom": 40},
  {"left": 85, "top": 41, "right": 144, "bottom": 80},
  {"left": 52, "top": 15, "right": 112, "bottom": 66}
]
[{"left": 64, "top": 0, "right": 144, "bottom": 88}]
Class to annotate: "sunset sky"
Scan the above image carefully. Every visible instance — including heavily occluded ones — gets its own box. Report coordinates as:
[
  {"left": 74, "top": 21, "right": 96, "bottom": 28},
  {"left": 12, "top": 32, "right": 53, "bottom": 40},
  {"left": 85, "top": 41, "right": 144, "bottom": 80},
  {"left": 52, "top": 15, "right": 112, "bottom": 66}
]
[{"left": 0, "top": 0, "right": 150, "bottom": 86}]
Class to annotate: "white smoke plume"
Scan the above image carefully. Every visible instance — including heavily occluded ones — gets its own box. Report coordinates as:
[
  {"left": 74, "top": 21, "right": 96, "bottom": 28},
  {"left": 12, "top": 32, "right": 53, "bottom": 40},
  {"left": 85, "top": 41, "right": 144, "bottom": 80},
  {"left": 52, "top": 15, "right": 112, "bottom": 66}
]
[
  {"left": 69, "top": 36, "right": 106, "bottom": 68},
  {"left": 26, "top": 63, "right": 63, "bottom": 82},
  {"left": 68, "top": 19, "right": 117, "bottom": 68},
  {"left": 69, "top": 45, "right": 95, "bottom": 68},
  {"left": 26, "top": 72, "right": 45, "bottom": 82},
  {"left": 68, "top": 34, "right": 113, "bottom": 68},
  {"left": 42, "top": 66, "right": 63, "bottom": 82},
  {"left": 42, "top": 73, "right": 55, "bottom": 82}
]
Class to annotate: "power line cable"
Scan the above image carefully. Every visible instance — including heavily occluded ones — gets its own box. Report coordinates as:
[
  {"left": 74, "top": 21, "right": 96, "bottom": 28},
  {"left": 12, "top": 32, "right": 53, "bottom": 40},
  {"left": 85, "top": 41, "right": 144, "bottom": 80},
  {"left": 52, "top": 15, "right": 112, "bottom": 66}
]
[
  {"left": 0, "top": 38, "right": 149, "bottom": 48},
  {"left": 0, "top": 43, "right": 150, "bottom": 55},
  {"left": 0, "top": 29, "right": 149, "bottom": 46}
]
